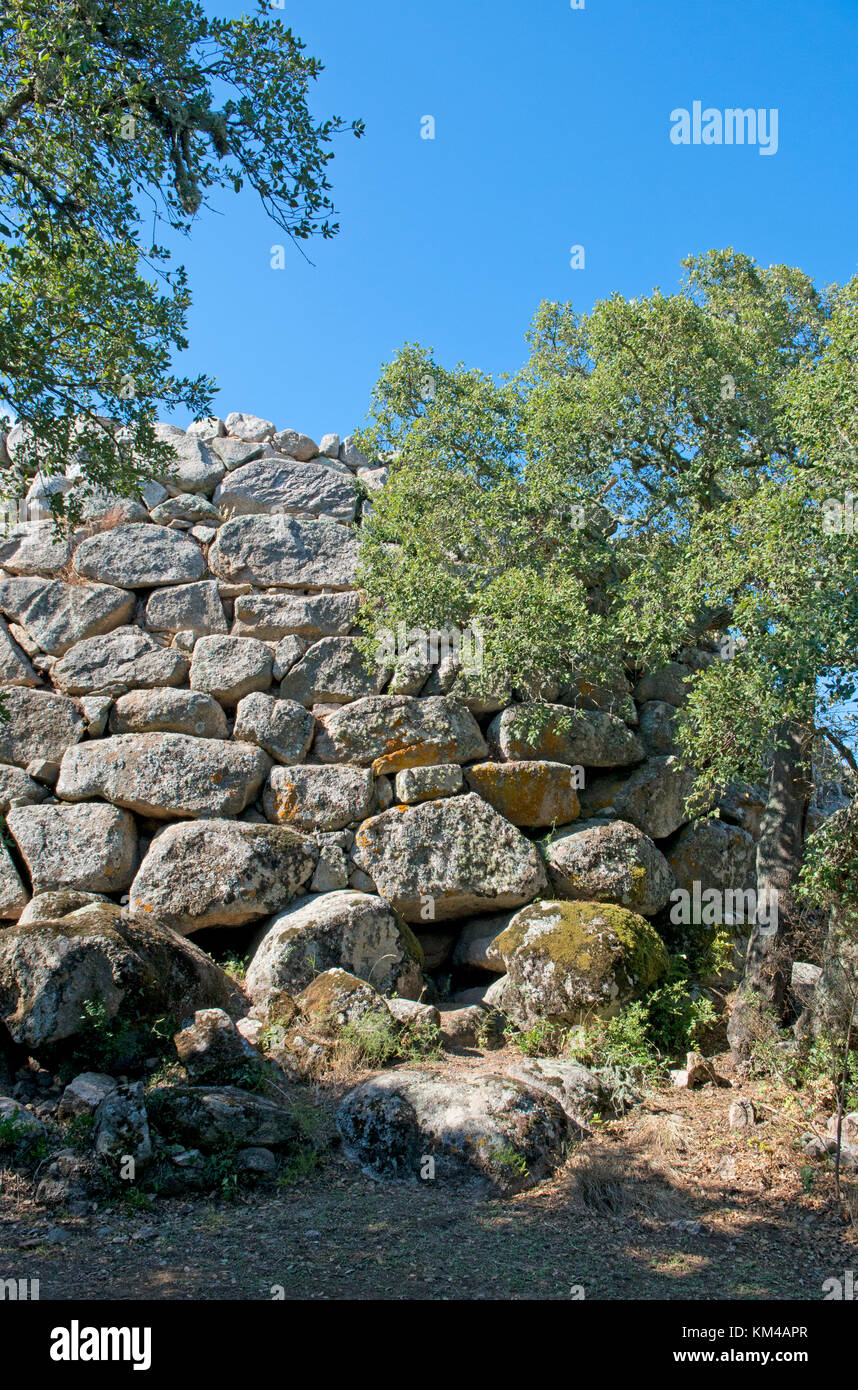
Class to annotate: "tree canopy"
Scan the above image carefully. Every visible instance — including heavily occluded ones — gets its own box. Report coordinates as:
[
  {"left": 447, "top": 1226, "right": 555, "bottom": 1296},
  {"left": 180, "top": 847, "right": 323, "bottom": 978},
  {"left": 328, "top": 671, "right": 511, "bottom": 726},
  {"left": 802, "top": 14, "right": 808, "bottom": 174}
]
[
  {"left": 356, "top": 250, "right": 858, "bottom": 808},
  {"left": 0, "top": 0, "right": 362, "bottom": 510}
]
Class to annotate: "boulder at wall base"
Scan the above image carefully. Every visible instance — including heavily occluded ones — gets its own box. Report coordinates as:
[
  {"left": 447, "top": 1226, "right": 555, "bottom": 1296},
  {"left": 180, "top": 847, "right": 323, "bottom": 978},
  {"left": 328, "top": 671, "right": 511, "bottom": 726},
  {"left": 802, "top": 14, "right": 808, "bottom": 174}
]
[
  {"left": 336, "top": 1069, "right": 572, "bottom": 1194},
  {"left": 173, "top": 1009, "right": 261, "bottom": 1082},
  {"left": 0, "top": 904, "right": 230, "bottom": 1049},
  {"left": 146, "top": 1085, "right": 300, "bottom": 1151},
  {"left": 55, "top": 733, "right": 270, "bottom": 818},
  {"left": 544, "top": 818, "right": 675, "bottom": 916},
  {"left": 245, "top": 890, "right": 423, "bottom": 1006},
  {"left": 353, "top": 792, "right": 548, "bottom": 923},
  {"left": 312, "top": 695, "right": 488, "bottom": 771},
  {"left": 502, "top": 1057, "right": 610, "bottom": 1124},
  {"left": 128, "top": 819, "right": 317, "bottom": 933},
  {"left": 465, "top": 760, "right": 581, "bottom": 828},
  {"left": 487, "top": 703, "right": 644, "bottom": 768},
  {"left": 494, "top": 899, "right": 669, "bottom": 1027},
  {"left": 295, "top": 967, "right": 390, "bottom": 1039}
]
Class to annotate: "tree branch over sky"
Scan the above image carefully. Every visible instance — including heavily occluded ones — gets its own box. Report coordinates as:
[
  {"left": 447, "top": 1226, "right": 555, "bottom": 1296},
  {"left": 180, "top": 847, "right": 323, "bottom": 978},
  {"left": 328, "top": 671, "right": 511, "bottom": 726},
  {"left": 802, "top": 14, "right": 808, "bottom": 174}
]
[{"left": 0, "top": 0, "right": 363, "bottom": 506}]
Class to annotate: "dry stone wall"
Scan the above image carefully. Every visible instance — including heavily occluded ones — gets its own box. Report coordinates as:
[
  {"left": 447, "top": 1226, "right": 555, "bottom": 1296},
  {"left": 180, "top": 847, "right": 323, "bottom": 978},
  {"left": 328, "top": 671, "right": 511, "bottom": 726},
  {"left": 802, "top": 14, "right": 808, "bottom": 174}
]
[
  {"left": 1, "top": 411, "right": 852, "bottom": 1196},
  {"left": 0, "top": 409, "right": 768, "bottom": 1011}
]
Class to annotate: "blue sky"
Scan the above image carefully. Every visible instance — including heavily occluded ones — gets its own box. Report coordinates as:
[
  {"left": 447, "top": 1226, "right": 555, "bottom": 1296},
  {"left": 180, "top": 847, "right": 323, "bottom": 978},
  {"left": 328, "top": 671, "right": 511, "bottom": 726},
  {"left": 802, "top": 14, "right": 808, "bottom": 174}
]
[{"left": 168, "top": 0, "right": 858, "bottom": 439}]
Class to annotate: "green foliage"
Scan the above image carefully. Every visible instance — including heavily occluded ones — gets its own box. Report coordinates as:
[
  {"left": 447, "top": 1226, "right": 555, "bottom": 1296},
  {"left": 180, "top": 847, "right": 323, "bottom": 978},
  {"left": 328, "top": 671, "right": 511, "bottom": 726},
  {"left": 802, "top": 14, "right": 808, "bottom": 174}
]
[
  {"left": 505, "top": 1019, "right": 568, "bottom": 1057},
  {"left": 62, "top": 1111, "right": 96, "bottom": 1150},
  {"left": 54, "top": 997, "right": 174, "bottom": 1078},
  {"left": 0, "top": 0, "right": 362, "bottom": 504},
  {"left": 799, "top": 797, "right": 858, "bottom": 931},
  {"left": 645, "top": 955, "right": 718, "bottom": 1056},
  {"left": 355, "top": 249, "right": 858, "bottom": 797},
  {"left": 219, "top": 953, "right": 248, "bottom": 983},
  {"left": 487, "top": 1145, "right": 529, "bottom": 1181},
  {"left": 336, "top": 1009, "right": 442, "bottom": 1068}
]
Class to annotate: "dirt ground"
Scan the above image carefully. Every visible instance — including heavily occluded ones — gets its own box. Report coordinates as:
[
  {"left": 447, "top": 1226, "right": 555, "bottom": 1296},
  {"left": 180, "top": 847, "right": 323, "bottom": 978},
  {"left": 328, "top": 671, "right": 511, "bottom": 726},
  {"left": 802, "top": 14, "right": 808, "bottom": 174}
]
[{"left": 1, "top": 1048, "right": 855, "bottom": 1301}]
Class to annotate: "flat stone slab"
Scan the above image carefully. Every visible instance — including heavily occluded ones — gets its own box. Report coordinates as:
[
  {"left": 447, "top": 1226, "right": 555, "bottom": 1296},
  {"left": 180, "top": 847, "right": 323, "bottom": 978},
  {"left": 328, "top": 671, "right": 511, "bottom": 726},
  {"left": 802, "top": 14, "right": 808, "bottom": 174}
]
[
  {"left": 55, "top": 733, "right": 270, "bottom": 819},
  {"left": 72, "top": 525, "right": 206, "bottom": 588}
]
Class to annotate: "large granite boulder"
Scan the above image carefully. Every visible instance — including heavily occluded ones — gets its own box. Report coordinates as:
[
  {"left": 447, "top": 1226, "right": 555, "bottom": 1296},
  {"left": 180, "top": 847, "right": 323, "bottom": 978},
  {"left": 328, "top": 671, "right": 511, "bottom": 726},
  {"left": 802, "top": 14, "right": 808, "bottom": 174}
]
[
  {"left": 0, "top": 575, "right": 134, "bottom": 654},
  {"left": 465, "top": 760, "right": 581, "bottom": 827},
  {"left": 231, "top": 590, "right": 360, "bottom": 641},
  {"left": 213, "top": 456, "right": 357, "bottom": 523},
  {"left": 147, "top": 1085, "right": 299, "bottom": 1151},
  {"left": 354, "top": 792, "right": 548, "bottom": 922},
  {"left": 580, "top": 756, "right": 698, "bottom": 840},
  {"left": 51, "top": 626, "right": 189, "bottom": 696},
  {"left": 189, "top": 634, "right": 273, "bottom": 706},
  {"left": 279, "top": 637, "right": 384, "bottom": 706},
  {"left": 263, "top": 764, "right": 375, "bottom": 832},
  {"left": 72, "top": 524, "right": 206, "bottom": 587},
  {"left": 6, "top": 803, "right": 137, "bottom": 895},
  {"left": 337, "top": 1069, "right": 571, "bottom": 1194},
  {"left": 55, "top": 733, "right": 270, "bottom": 818},
  {"left": 232, "top": 692, "right": 314, "bottom": 764},
  {"left": 314, "top": 695, "right": 488, "bottom": 772},
  {"left": 246, "top": 890, "right": 423, "bottom": 1004},
  {"left": 0, "top": 521, "right": 72, "bottom": 577},
  {"left": 666, "top": 817, "right": 757, "bottom": 907},
  {"left": 0, "top": 842, "right": 29, "bottom": 920},
  {"left": 0, "top": 904, "right": 230, "bottom": 1048},
  {"left": 0, "top": 687, "right": 84, "bottom": 768},
  {"left": 143, "top": 580, "right": 228, "bottom": 636},
  {"left": 208, "top": 515, "right": 358, "bottom": 590},
  {"left": 129, "top": 819, "right": 316, "bottom": 933},
  {"left": 0, "top": 616, "right": 39, "bottom": 685},
  {"left": 494, "top": 899, "right": 669, "bottom": 1026},
  {"left": 544, "top": 818, "right": 675, "bottom": 916},
  {"left": 488, "top": 704, "right": 644, "bottom": 768},
  {"left": 108, "top": 687, "right": 229, "bottom": 739}
]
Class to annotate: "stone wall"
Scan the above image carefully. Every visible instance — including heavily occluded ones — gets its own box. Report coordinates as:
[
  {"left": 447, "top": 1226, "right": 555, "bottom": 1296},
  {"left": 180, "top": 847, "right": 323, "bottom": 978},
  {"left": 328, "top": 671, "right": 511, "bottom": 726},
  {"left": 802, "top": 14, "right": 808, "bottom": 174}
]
[{"left": 0, "top": 409, "right": 769, "bottom": 1006}]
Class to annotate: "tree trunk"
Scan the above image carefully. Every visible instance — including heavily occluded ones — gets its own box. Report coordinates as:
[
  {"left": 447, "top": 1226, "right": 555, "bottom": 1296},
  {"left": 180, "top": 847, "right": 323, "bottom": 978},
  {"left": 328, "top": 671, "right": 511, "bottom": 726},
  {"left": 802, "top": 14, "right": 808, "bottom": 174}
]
[{"left": 728, "top": 719, "right": 813, "bottom": 1056}]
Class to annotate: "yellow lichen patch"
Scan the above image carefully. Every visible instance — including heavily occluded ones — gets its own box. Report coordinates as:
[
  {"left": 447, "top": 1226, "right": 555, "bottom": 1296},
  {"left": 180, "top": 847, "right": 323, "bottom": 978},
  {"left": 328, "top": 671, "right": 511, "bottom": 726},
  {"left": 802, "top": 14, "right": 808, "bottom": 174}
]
[
  {"left": 467, "top": 761, "right": 579, "bottom": 828},
  {"left": 372, "top": 741, "right": 458, "bottom": 776}
]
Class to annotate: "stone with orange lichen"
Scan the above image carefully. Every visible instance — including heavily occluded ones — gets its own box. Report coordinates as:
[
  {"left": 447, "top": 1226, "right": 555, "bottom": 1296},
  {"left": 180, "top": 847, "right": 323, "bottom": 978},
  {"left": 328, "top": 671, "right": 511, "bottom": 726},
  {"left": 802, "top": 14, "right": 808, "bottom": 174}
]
[
  {"left": 465, "top": 760, "right": 581, "bottom": 827},
  {"left": 544, "top": 817, "right": 674, "bottom": 916},
  {"left": 313, "top": 694, "right": 487, "bottom": 769},
  {"left": 263, "top": 763, "right": 375, "bottom": 832}
]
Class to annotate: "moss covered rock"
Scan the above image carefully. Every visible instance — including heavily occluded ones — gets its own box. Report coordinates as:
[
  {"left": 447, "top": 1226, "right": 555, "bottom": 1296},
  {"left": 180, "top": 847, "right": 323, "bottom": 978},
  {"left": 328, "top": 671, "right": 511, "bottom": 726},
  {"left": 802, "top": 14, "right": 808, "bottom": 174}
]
[{"left": 495, "top": 899, "right": 669, "bottom": 1026}]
